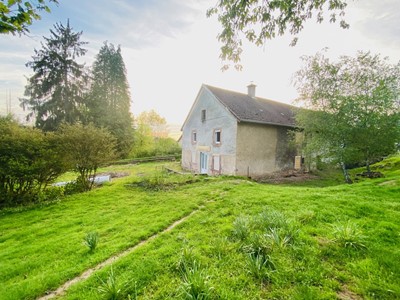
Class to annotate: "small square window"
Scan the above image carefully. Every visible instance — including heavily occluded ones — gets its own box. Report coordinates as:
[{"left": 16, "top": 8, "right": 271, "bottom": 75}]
[
  {"left": 201, "top": 109, "right": 206, "bottom": 122},
  {"left": 214, "top": 129, "right": 221, "bottom": 144}
]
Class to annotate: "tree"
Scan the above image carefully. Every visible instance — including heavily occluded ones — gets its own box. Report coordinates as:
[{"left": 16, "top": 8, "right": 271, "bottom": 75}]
[
  {"left": 20, "top": 20, "right": 88, "bottom": 131},
  {"left": 136, "top": 109, "right": 168, "bottom": 138},
  {"left": 131, "top": 110, "right": 180, "bottom": 158},
  {"left": 87, "top": 42, "right": 134, "bottom": 157},
  {"left": 294, "top": 51, "right": 400, "bottom": 182},
  {"left": 0, "top": 0, "right": 58, "bottom": 35},
  {"left": 207, "top": 0, "right": 349, "bottom": 70},
  {"left": 59, "top": 123, "right": 117, "bottom": 191}
]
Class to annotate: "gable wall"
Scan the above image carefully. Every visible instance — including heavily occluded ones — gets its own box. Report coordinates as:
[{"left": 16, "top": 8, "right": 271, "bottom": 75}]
[{"left": 181, "top": 88, "right": 238, "bottom": 175}]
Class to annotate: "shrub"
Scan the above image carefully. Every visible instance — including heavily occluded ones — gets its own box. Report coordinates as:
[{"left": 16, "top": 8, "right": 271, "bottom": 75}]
[
  {"left": 0, "top": 116, "right": 67, "bottom": 206},
  {"left": 59, "top": 123, "right": 117, "bottom": 191}
]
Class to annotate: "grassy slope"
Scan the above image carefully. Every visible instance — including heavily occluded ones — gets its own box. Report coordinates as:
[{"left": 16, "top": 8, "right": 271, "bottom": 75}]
[
  {"left": 1, "top": 157, "right": 399, "bottom": 299},
  {"left": 62, "top": 157, "right": 400, "bottom": 299},
  {"left": 0, "top": 163, "right": 207, "bottom": 300}
]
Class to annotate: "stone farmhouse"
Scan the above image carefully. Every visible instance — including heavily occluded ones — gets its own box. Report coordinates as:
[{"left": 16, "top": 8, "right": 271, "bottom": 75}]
[{"left": 181, "top": 84, "right": 299, "bottom": 177}]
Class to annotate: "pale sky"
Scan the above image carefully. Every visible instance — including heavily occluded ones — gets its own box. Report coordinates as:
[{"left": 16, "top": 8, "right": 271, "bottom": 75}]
[{"left": 1, "top": 0, "right": 400, "bottom": 125}]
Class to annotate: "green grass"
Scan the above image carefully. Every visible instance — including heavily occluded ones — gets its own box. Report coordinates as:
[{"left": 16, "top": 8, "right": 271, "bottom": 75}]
[
  {"left": 1, "top": 157, "right": 399, "bottom": 299},
  {"left": 0, "top": 163, "right": 207, "bottom": 300}
]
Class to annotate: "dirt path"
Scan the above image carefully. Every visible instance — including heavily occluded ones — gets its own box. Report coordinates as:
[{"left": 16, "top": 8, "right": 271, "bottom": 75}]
[{"left": 38, "top": 208, "right": 200, "bottom": 300}]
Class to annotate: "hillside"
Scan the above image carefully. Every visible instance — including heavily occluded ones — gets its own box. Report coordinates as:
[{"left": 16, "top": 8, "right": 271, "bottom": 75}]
[{"left": 0, "top": 156, "right": 399, "bottom": 299}]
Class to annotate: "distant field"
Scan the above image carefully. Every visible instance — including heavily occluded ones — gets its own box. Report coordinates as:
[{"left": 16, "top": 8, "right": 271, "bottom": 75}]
[{"left": 0, "top": 157, "right": 399, "bottom": 299}]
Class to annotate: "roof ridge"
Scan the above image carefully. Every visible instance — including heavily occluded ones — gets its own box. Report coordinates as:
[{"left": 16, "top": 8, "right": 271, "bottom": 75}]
[
  {"left": 203, "top": 84, "right": 296, "bottom": 128},
  {"left": 204, "top": 84, "right": 295, "bottom": 109}
]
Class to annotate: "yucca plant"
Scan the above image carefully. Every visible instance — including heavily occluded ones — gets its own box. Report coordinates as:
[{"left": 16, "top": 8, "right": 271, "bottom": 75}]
[{"left": 84, "top": 231, "right": 99, "bottom": 252}]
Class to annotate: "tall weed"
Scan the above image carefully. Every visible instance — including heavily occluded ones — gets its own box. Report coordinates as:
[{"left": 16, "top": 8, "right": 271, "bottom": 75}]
[
  {"left": 178, "top": 260, "right": 215, "bottom": 300},
  {"left": 84, "top": 231, "right": 99, "bottom": 252},
  {"left": 246, "top": 253, "right": 275, "bottom": 282},
  {"left": 231, "top": 216, "right": 250, "bottom": 241},
  {"left": 97, "top": 266, "right": 124, "bottom": 300},
  {"left": 332, "top": 221, "right": 366, "bottom": 250}
]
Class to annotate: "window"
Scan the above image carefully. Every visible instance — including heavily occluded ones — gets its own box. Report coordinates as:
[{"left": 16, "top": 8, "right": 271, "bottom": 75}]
[
  {"left": 201, "top": 109, "right": 206, "bottom": 122},
  {"left": 213, "top": 155, "right": 220, "bottom": 171},
  {"left": 214, "top": 129, "right": 221, "bottom": 145},
  {"left": 192, "top": 130, "right": 197, "bottom": 143}
]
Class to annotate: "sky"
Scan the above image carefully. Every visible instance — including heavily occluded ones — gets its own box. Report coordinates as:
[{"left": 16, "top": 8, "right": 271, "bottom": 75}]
[{"left": 1, "top": 0, "right": 400, "bottom": 125}]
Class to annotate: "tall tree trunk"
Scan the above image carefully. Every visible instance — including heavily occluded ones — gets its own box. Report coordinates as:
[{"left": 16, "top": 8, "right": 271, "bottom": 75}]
[{"left": 340, "top": 162, "right": 352, "bottom": 184}]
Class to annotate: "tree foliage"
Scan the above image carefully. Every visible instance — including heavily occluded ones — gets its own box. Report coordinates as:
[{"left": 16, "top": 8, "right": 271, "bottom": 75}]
[
  {"left": 207, "top": 0, "right": 349, "bottom": 70},
  {"left": 87, "top": 42, "right": 134, "bottom": 157},
  {"left": 131, "top": 110, "right": 180, "bottom": 158},
  {"left": 20, "top": 20, "right": 88, "bottom": 131},
  {"left": 136, "top": 109, "right": 168, "bottom": 138},
  {"left": 0, "top": 116, "right": 67, "bottom": 206},
  {"left": 0, "top": 0, "right": 58, "bottom": 35},
  {"left": 294, "top": 51, "right": 400, "bottom": 182},
  {"left": 59, "top": 123, "right": 117, "bottom": 191}
]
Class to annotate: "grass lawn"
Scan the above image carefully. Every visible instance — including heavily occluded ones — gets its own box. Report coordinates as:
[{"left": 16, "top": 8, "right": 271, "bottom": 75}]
[
  {"left": 1, "top": 157, "right": 399, "bottom": 299},
  {"left": 0, "top": 163, "right": 206, "bottom": 300}
]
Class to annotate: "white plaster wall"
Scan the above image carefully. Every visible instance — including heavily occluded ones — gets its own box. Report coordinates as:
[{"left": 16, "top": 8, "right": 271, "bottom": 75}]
[{"left": 181, "top": 87, "right": 238, "bottom": 175}]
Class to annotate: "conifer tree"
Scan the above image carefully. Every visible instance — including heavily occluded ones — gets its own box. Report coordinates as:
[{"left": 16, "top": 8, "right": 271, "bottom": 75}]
[
  {"left": 87, "top": 42, "right": 134, "bottom": 157},
  {"left": 21, "top": 21, "right": 88, "bottom": 131}
]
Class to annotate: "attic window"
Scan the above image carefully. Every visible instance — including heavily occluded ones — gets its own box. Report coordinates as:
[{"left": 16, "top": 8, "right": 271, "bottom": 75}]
[
  {"left": 192, "top": 130, "right": 197, "bottom": 143},
  {"left": 201, "top": 109, "right": 206, "bottom": 122},
  {"left": 214, "top": 129, "right": 221, "bottom": 145}
]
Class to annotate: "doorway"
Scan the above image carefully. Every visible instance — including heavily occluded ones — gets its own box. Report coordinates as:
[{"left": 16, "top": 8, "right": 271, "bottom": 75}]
[{"left": 200, "top": 152, "right": 208, "bottom": 174}]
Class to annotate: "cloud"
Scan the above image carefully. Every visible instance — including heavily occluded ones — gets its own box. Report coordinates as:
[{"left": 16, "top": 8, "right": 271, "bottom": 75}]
[
  {"left": 353, "top": 0, "right": 400, "bottom": 48},
  {"left": 52, "top": 0, "right": 207, "bottom": 49}
]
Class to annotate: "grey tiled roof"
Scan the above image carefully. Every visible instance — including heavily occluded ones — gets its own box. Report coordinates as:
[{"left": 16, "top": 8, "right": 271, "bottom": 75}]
[{"left": 204, "top": 85, "right": 296, "bottom": 128}]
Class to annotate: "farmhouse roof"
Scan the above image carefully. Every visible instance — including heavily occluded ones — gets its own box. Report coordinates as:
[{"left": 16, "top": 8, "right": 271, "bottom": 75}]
[{"left": 204, "top": 84, "right": 296, "bottom": 128}]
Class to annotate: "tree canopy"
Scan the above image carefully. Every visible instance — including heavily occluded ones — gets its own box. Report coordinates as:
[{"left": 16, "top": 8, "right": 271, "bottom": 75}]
[
  {"left": 87, "top": 42, "right": 134, "bottom": 157},
  {"left": 207, "top": 0, "right": 349, "bottom": 70},
  {"left": 0, "top": 0, "right": 58, "bottom": 35},
  {"left": 136, "top": 109, "right": 168, "bottom": 138},
  {"left": 20, "top": 20, "right": 88, "bottom": 131},
  {"left": 59, "top": 123, "right": 116, "bottom": 191},
  {"left": 294, "top": 50, "right": 400, "bottom": 182}
]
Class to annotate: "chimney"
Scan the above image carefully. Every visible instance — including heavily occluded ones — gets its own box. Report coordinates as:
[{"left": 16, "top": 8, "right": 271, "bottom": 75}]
[{"left": 247, "top": 82, "right": 256, "bottom": 98}]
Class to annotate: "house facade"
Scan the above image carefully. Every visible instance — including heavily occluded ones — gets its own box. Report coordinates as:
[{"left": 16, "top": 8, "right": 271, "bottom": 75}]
[{"left": 181, "top": 84, "right": 298, "bottom": 177}]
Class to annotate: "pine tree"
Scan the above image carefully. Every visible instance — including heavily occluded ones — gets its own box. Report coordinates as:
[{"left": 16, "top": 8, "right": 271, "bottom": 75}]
[
  {"left": 88, "top": 42, "right": 134, "bottom": 157},
  {"left": 20, "top": 20, "right": 88, "bottom": 131}
]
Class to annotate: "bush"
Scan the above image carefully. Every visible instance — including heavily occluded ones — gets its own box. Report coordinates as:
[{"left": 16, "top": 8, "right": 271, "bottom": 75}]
[
  {"left": 0, "top": 116, "right": 67, "bottom": 206},
  {"left": 59, "top": 123, "right": 117, "bottom": 191}
]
